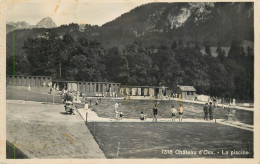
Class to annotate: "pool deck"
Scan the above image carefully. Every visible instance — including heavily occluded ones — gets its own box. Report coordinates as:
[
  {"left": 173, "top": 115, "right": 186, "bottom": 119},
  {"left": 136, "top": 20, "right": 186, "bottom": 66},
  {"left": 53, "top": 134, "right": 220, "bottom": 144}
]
[
  {"left": 77, "top": 107, "right": 253, "bottom": 131},
  {"left": 6, "top": 100, "right": 106, "bottom": 158}
]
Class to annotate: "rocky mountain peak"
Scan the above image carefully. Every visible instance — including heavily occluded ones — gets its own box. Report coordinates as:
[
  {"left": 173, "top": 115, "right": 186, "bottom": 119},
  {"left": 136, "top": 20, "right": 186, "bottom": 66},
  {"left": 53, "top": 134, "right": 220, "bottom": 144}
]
[{"left": 36, "top": 17, "right": 57, "bottom": 28}]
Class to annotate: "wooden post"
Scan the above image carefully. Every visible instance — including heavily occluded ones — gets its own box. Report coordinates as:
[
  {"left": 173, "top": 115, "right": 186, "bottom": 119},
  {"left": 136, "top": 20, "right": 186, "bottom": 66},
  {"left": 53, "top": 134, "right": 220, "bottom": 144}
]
[
  {"left": 248, "top": 142, "right": 250, "bottom": 158},
  {"left": 93, "top": 122, "right": 95, "bottom": 134},
  {"left": 59, "top": 62, "right": 61, "bottom": 79},
  {"left": 116, "top": 142, "right": 120, "bottom": 158}
]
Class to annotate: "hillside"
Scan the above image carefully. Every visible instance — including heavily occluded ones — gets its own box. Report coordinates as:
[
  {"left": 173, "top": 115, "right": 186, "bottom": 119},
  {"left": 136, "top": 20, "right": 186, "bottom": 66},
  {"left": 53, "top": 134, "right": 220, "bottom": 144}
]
[
  {"left": 98, "top": 2, "right": 253, "bottom": 48},
  {"left": 6, "top": 2, "right": 254, "bottom": 58}
]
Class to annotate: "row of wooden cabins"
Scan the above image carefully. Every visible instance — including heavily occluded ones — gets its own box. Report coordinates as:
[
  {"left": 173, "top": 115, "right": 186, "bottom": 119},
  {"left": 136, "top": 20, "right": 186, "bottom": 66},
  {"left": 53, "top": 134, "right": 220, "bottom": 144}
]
[{"left": 6, "top": 75, "right": 52, "bottom": 86}]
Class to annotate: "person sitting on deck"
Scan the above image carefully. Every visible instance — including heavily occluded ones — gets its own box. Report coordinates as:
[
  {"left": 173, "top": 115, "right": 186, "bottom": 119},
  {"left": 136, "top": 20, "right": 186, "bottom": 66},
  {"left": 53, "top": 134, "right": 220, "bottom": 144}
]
[
  {"left": 140, "top": 111, "right": 146, "bottom": 121},
  {"left": 119, "top": 111, "right": 124, "bottom": 120}
]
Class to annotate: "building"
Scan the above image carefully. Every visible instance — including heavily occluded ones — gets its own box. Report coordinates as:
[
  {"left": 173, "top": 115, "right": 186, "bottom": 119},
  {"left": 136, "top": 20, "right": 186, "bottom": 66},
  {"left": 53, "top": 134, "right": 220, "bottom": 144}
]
[
  {"left": 6, "top": 75, "right": 52, "bottom": 87},
  {"left": 52, "top": 80, "right": 121, "bottom": 97},
  {"left": 120, "top": 85, "right": 168, "bottom": 98},
  {"left": 176, "top": 85, "right": 196, "bottom": 100}
]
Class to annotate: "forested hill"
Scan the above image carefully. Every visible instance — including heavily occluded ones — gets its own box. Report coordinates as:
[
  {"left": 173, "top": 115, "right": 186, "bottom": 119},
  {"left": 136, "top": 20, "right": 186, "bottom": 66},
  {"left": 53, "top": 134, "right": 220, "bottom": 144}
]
[
  {"left": 99, "top": 2, "right": 253, "bottom": 48},
  {"left": 6, "top": 2, "right": 253, "bottom": 58}
]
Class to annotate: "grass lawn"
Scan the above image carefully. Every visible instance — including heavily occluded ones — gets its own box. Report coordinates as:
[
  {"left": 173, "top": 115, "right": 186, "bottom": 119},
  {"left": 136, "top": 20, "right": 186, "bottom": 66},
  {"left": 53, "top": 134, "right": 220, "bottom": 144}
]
[
  {"left": 86, "top": 122, "right": 253, "bottom": 158},
  {"left": 6, "top": 86, "right": 63, "bottom": 103}
]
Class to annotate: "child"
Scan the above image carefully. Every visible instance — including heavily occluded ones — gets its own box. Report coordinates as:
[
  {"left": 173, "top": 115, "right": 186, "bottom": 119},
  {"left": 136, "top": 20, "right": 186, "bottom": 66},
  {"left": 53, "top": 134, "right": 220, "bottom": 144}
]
[
  {"left": 140, "top": 111, "right": 146, "bottom": 121},
  {"left": 84, "top": 102, "right": 89, "bottom": 110},
  {"left": 119, "top": 111, "right": 124, "bottom": 120},
  {"left": 115, "top": 103, "right": 119, "bottom": 121},
  {"left": 115, "top": 109, "right": 119, "bottom": 121},
  {"left": 171, "top": 105, "right": 177, "bottom": 122},
  {"left": 95, "top": 98, "right": 99, "bottom": 105},
  {"left": 27, "top": 84, "right": 31, "bottom": 92},
  {"left": 178, "top": 104, "right": 184, "bottom": 122}
]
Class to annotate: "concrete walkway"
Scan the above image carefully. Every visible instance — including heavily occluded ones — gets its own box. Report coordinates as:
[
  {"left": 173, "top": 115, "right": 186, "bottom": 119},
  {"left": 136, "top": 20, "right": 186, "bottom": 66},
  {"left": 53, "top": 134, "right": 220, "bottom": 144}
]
[
  {"left": 77, "top": 107, "right": 219, "bottom": 123},
  {"left": 169, "top": 98, "right": 254, "bottom": 111},
  {"left": 218, "top": 120, "right": 253, "bottom": 131},
  {"left": 76, "top": 107, "right": 253, "bottom": 132},
  {"left": 6, "top": 100, "right": 106, "bottom": 158}
]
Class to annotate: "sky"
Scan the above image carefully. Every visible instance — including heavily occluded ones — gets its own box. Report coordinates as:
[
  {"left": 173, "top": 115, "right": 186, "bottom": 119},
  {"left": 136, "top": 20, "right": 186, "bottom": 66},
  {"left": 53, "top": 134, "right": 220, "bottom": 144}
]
[{"left": 6, "top": 0, "right": 156, "bottom": 26}]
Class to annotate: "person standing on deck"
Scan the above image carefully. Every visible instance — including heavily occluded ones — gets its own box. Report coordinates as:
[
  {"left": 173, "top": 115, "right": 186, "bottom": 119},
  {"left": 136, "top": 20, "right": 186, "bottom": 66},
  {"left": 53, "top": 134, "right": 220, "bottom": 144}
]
[
  {"left": 178, "top": 104, "right": 184, "bottom": 122},
  {"left": 209, "top": 102, "right": 214, "bottom": 120},
  {"left": 152, "top": 103, "right": 158, "bottom": 122},
  {"left": 114, "top": 103, "right": 119, "bottom": 121},
  {"left": 203, "top": 103, "right": 209, "bottom": 120},
  {"left": 171, "top": 105, "right": 177, "bottom": 122},
  {"left": 27, "top": 84, "right": 31, "bottom": 92}
]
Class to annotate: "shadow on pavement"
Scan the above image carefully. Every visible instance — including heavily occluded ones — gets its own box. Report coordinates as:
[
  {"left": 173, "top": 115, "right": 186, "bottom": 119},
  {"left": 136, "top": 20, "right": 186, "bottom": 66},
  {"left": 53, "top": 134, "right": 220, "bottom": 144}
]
[{"left": 6, "top": 140, "right": 29, "bottom": 159}]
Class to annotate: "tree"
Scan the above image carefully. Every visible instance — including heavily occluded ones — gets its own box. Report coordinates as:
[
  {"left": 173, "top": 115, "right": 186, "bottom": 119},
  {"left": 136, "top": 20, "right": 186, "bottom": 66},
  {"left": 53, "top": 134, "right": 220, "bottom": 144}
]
[
  {"left": 216, "top": 45, "right": 226, "bottom": 62},
  {"left": 204, "top": 41, "right": 211, "bottom": 56},
  {"left": 59, "top": 34, "right": 77, "bottom": 79},
  {"left": 171, "top": 41, "right": 177, "bottom": 51},
  {"left": 24, "top": 31, "right": 62, "bottom": 77},
  {"left": 208, "top": 58, "right": 227, "bottom": 97},
  {"left": 122, "top": 41, "right": 154, "bottom": 85},
  {"left": 104, "top": 47, "right": 128, "bottom": 83},
  {"left": 71, "top": 38, "right": 106, "bottom": 81},
  {"left": 6, "top": 55, "right": 31, "bottom": 76},
  {"left": 228, "top": 39, "right": 246, "bottom": 63}
]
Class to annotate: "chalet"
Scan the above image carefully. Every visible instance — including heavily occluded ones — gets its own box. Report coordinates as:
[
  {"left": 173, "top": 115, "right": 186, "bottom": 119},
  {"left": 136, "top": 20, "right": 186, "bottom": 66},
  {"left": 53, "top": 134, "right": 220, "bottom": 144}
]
[{"left": 176, "top": 85, "right": 196, "bottom": 100}]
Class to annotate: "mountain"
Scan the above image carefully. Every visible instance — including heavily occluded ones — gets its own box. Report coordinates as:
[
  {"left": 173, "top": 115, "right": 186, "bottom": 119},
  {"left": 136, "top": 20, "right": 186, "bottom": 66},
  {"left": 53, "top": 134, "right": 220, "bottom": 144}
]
[
  {"left": 6, "top": 21, "right": 32, "bottom": 33},
  {"left": 6, "top": 24, "right": 14, "bottom": 34},
  {"left": 8, "top": 21, "right": 31, "bottom": 29},
  {"left": 98, "top": 2, "right": 253, "bottom": 48},
  {"left": 6, "top": 17, "right": 57, "bottom": 33},
  {"left": 6, "top": 2, "right": 253, "bottom": 57},
  {"left": 35, "top": 17, "right": 57, "bottom": 28}
]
